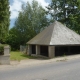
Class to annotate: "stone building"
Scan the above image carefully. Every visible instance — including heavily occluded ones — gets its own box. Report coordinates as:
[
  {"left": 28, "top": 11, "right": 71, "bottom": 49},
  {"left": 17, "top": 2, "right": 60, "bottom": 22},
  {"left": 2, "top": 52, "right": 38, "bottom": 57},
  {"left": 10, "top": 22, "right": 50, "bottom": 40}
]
[{"left": 27, "top": 21, "right": 80, "bottom": 58}]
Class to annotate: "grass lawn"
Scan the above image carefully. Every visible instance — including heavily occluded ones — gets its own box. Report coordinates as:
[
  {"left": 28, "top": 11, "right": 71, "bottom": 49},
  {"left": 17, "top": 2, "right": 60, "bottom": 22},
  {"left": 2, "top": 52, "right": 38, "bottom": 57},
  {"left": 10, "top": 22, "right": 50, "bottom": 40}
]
[{"left": 10, "top": 51, "right": 35, "bottom": 61}]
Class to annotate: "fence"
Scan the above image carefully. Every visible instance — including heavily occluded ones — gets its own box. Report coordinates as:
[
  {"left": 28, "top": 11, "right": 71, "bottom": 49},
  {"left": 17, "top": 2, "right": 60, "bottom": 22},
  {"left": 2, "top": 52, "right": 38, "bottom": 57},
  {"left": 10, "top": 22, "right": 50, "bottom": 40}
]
[{"left": 20, "top": 45, "right": 27, "bottom": 53}]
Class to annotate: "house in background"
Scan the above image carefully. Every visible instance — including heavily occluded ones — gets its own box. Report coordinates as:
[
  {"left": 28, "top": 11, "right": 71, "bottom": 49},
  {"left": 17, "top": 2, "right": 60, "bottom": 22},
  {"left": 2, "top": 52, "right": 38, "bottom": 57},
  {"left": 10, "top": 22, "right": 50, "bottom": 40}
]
[{"left": 27, "top": 21, "right": 80, "bottom": 58}]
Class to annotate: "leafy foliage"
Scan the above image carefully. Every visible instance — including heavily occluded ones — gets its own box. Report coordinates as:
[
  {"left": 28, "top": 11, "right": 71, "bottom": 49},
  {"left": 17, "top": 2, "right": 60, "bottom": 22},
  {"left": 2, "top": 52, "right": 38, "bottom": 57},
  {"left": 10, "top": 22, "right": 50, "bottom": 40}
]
[
  {"left": 47, "top": 0, "right": 80, "bottom": 34},
  {"left": 0, "top": 0, "right": 10, "bottom": 43},
  {"left": 0, "top": 44, "right": 4, "bottom": 55},
  {"left": 6, "top": 27, "right": 20, "bottom": 50},
  {"left": 6, "top": 0, "right": 50, "bottom": 50}
]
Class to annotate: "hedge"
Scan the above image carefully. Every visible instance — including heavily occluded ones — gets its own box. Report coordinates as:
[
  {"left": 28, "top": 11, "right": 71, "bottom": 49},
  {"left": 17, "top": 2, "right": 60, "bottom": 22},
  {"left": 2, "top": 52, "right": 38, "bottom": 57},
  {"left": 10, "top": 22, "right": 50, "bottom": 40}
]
[{"left": 0, "top": 44, "right": 4, "bottom": 55}]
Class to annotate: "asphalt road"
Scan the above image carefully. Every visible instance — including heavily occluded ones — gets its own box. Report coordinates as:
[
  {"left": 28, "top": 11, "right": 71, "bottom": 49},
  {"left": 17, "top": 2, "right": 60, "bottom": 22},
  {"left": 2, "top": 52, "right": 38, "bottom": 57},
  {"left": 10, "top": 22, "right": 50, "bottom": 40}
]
[{"left": 0, "top": 58, "right": 80, "bottom": 80}]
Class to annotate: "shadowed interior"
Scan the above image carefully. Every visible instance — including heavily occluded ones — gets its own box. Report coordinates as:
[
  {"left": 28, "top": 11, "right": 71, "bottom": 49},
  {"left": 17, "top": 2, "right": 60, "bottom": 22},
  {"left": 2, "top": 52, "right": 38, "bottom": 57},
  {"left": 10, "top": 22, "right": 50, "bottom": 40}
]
[
  {"left": 40, "top": 45, "right": 48, "bottom": 57},
  {"left": 55, "top": 46, "right": 80, "bottom": 57},
  {"left": 32, "top": 45, "right": 36, "bottom": 54}
]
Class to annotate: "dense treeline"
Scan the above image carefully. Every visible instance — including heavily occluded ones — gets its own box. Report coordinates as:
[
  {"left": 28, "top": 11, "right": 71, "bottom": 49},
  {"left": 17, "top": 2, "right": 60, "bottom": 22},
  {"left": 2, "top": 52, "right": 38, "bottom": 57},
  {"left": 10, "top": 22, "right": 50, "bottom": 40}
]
[
  {"left": 6, "top": 0, "right": 50, "bottom": 50},
  {"left": 0, "top": 0, "right": 10, "bottom": 43},
  {"left": 1, "top": 0, "right": 80, "bottom": 50},
  {"left": 47, "top": 0, "right": 80, "bottom": 33}
]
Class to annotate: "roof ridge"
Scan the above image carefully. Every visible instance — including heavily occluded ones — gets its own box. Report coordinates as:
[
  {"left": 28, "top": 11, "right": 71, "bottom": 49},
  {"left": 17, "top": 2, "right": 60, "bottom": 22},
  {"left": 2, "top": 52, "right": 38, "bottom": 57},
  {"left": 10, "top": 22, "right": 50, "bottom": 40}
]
[{"left": 49, "top": 21, "right": 56, "bottom": 45}]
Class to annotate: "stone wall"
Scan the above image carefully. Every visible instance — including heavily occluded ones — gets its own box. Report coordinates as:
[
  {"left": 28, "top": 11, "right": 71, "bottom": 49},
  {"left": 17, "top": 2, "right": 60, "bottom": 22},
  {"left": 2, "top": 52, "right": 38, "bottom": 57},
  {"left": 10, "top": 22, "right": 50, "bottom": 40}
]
[{"left": 0, "top": 46, "right": 10, "bottom": 65}]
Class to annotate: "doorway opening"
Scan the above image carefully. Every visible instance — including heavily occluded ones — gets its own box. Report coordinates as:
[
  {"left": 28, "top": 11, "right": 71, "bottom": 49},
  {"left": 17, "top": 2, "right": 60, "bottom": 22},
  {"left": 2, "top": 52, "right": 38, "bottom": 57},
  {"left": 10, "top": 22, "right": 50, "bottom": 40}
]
[
  {"left": 32, "top": 45, "right": 36, "bottom": 54},
  {"left": 40, "top": 46, "right": 48, "bottom": 57}
]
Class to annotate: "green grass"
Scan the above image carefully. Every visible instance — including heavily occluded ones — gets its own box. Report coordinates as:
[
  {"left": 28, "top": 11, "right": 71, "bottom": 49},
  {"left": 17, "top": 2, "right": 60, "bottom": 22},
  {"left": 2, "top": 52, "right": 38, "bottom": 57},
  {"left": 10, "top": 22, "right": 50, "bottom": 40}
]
[{"left": 10, "top": 51, "right": 35, "bottom": 61}]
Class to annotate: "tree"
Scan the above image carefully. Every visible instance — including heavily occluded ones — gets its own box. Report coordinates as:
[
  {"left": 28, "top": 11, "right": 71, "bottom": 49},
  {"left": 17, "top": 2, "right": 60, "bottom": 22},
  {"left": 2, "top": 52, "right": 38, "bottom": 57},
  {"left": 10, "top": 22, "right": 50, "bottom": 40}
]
[
  {"left": 0, "top": 0, "right": 10, "bottom": 43},
  {"left": 47, "top": 0, "right": 80, "bottom": 34},
  {"left": 6, "top": 27, "right": 20, "bottom": 50},
  {"left": 7, "top": 0, "right": 49, "bottom": 50}
]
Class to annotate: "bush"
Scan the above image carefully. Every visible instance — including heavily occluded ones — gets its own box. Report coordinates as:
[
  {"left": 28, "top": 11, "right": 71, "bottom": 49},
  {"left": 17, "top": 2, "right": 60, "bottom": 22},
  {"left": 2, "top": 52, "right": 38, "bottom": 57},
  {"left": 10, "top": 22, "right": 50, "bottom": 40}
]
[{"left": 0, "top": 44, "right": 4, "bottom": 55}]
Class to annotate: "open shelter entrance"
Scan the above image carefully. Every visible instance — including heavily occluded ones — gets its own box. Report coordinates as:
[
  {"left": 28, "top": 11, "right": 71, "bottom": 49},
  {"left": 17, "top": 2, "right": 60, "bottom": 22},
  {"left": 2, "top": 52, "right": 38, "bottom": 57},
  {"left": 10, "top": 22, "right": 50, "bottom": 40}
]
[
  {"left": 55, "top": 46, "right": 80, "bottom": 57},
  {"left": 32, "top": 45, "right": 36, "bottom": 54},
  {"left": 40, "top": 45, "right": 48, "bottom": 57}
]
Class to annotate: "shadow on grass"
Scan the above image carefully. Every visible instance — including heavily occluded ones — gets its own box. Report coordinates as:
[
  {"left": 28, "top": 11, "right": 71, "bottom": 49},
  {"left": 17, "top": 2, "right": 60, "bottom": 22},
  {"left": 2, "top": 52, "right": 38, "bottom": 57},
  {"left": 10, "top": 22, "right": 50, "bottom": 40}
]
[{"left": 21, "top": 54, "right": 50, "bottom": 60}]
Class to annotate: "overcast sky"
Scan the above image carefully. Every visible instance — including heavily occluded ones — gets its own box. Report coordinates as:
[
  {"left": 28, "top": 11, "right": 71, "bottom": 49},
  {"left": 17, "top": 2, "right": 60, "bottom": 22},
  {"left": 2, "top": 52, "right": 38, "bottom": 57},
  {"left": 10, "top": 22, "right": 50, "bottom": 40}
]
[{"left": 9, "top": 0, "right": 51, "bottom": 28}]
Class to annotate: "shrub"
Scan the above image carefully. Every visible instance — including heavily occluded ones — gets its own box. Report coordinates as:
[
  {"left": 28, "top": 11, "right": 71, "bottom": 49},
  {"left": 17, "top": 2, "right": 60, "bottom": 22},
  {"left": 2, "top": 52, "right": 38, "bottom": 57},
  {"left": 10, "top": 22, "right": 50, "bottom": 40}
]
[{"left": 0, "top": 44, "right": 4, "bottom": 55}]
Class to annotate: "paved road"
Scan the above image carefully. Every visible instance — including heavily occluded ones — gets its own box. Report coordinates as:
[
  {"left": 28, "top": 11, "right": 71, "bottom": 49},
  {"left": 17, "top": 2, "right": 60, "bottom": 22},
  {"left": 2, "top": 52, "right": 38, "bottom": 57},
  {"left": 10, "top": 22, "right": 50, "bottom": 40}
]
[{"left": 0, "top": 58, "right": 80, "bottom": 80}]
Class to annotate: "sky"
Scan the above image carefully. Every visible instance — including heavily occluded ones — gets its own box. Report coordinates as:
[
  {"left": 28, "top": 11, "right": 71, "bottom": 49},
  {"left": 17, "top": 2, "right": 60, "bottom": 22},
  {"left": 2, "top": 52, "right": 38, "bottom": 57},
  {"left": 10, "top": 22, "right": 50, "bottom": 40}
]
[{"left": 9, "top": 0, "right": 51, "bottom": 28}]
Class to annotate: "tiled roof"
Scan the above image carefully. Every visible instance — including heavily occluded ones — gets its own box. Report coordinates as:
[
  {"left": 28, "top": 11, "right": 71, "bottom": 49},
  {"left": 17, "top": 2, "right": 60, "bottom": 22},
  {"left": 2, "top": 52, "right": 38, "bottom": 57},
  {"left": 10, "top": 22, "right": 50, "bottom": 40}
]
[{"left": 27, "top": 21, "right": 80, "bottom": 45}]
